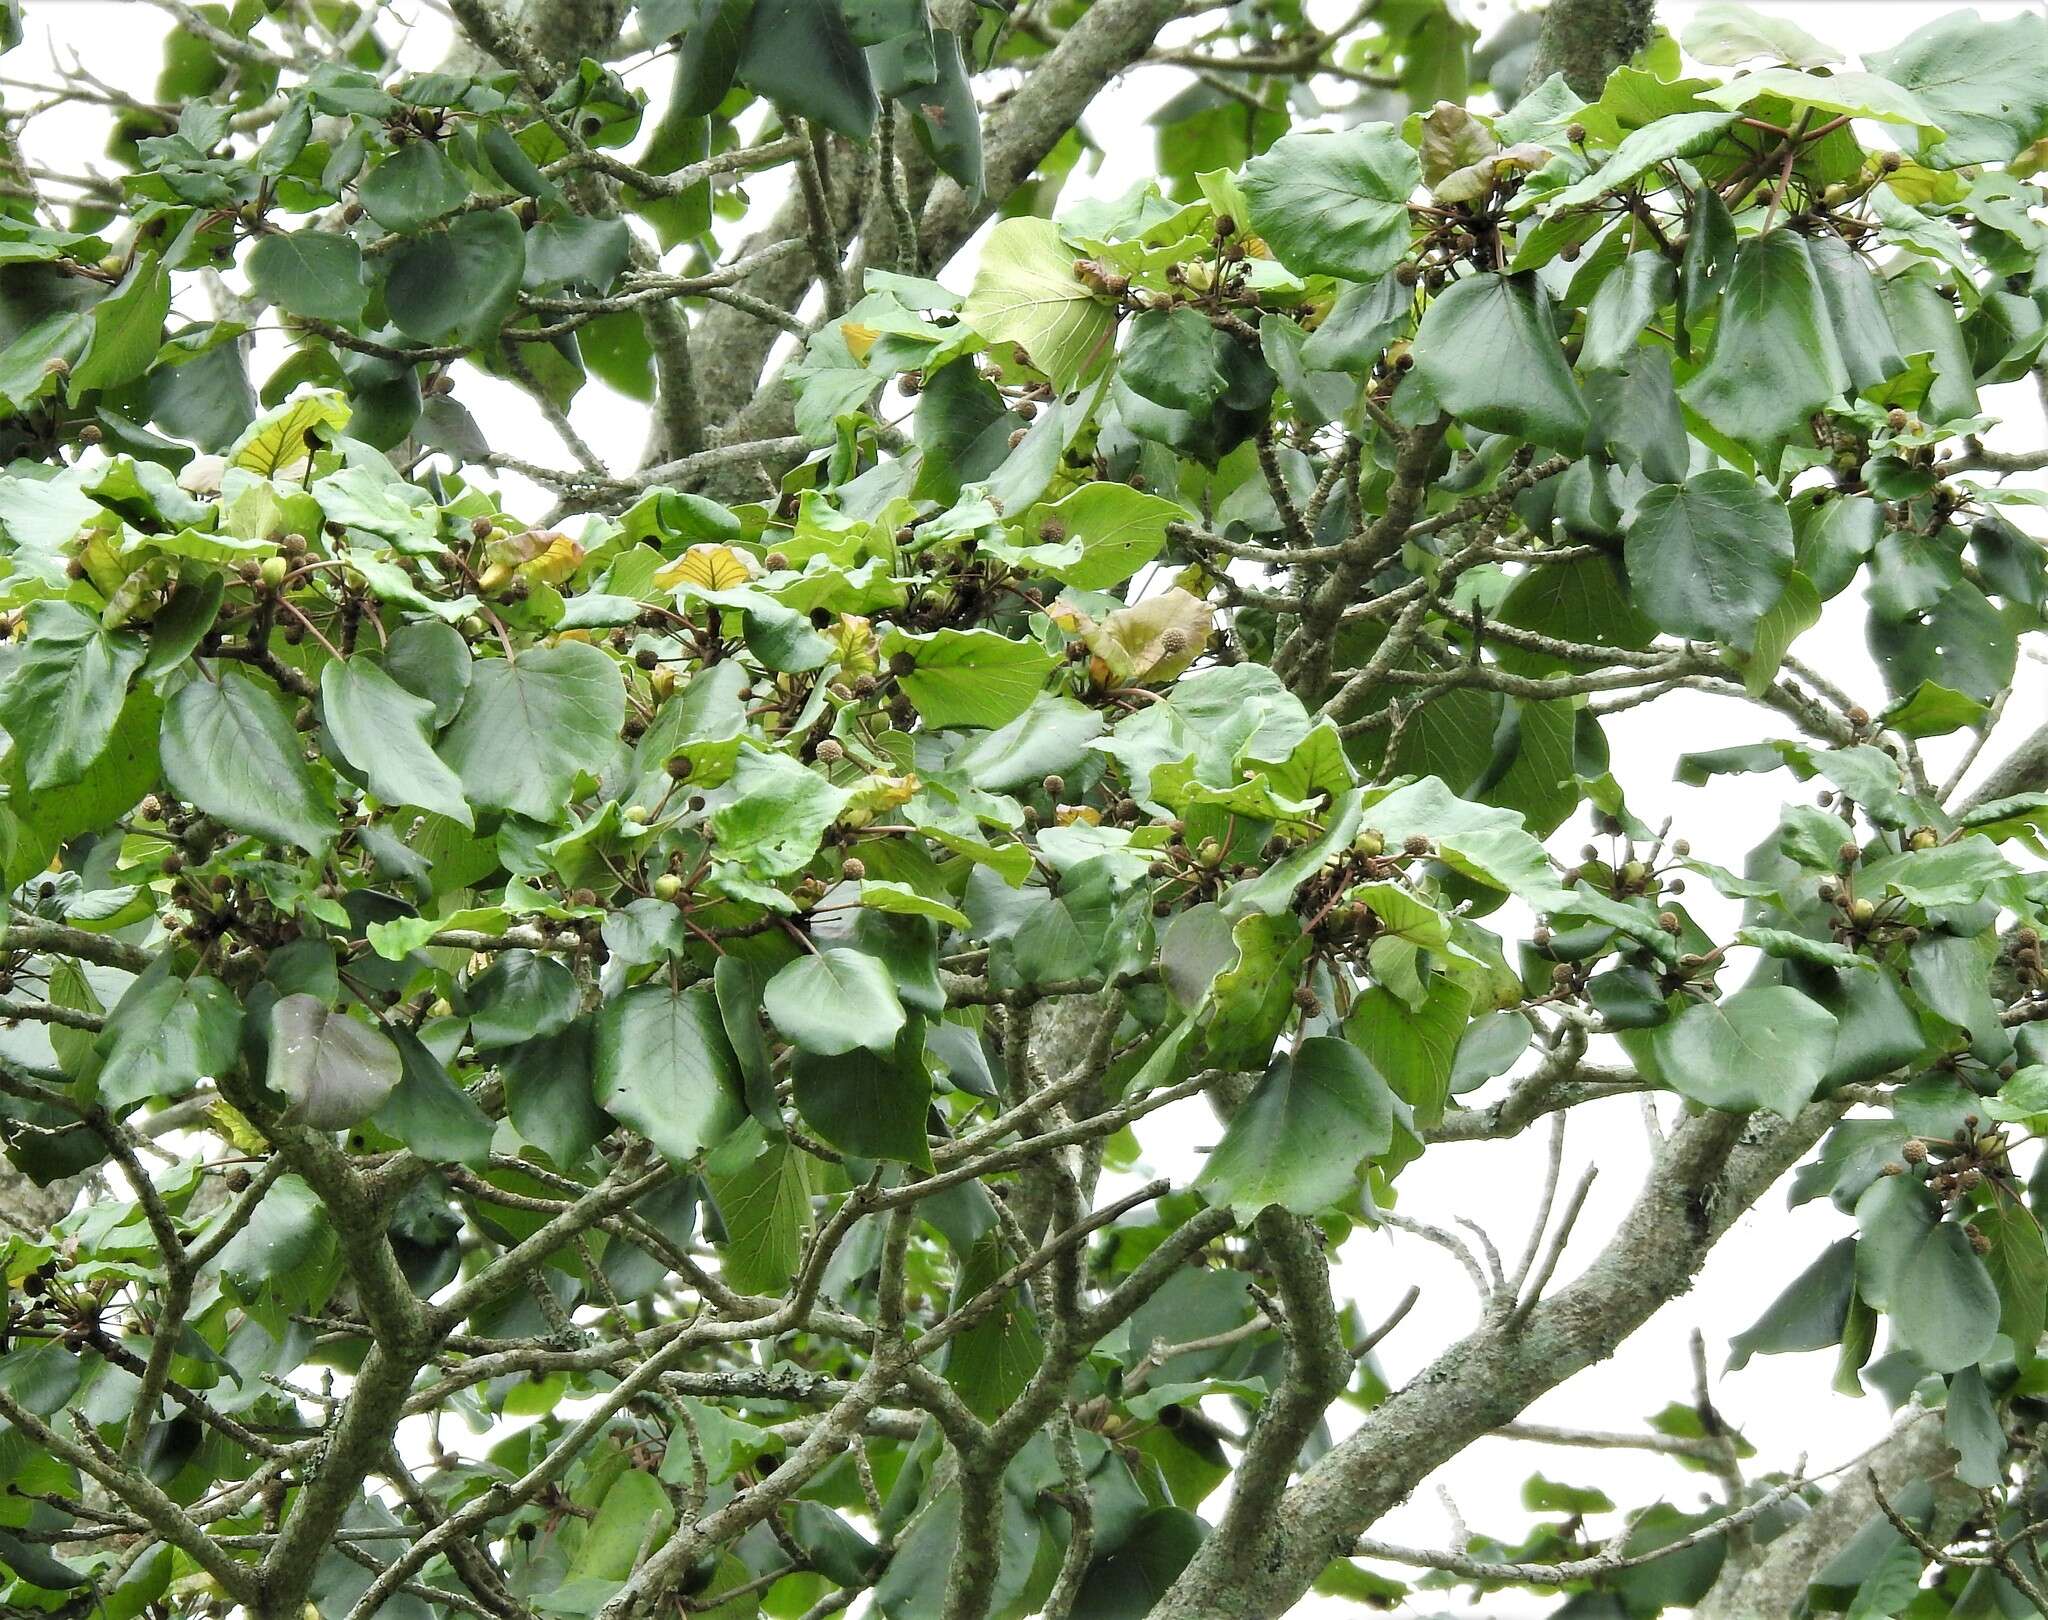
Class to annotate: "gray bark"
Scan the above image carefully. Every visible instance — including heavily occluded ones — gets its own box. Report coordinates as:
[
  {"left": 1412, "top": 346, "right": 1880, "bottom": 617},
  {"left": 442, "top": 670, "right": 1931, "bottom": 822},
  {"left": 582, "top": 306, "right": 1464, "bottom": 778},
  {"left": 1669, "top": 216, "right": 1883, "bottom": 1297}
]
[
  {"left": 1152, "top": 1100, "right": 1847, "bottom": 1619},
  {"left": 1525, "top": 0, "right": 1656, "bottom": 96},
  {"left": 1694, "top": 1411, "right": 1958, "bottom": 1620}
]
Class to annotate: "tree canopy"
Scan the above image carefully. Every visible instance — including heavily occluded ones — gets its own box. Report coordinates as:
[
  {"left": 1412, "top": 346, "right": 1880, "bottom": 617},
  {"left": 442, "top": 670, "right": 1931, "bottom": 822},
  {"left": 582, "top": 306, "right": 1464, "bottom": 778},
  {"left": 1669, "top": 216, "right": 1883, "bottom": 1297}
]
[{"left": 0, "top": 0, "right": 2046, "bottom": 1617}]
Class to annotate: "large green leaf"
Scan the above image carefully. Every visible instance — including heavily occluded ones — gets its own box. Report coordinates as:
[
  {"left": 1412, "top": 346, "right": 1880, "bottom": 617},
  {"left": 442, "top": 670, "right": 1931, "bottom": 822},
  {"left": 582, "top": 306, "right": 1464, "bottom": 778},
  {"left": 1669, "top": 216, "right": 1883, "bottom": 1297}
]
[
  {"left": 1856, "top": 1176, "right": 1999, "bottom": 1373},
  {"left": 437, "top": 643, "right": 623, "bottom": 823},
  {"left": 881, "top": 628, "right": 1056, "bottom": 731},
  {"left": 358, "top": 140, "right": 469, "bottom": 233},
  {"left": 1194, "top": 1038, "right": 1394, "bottom": 1218},
  {"left": 708, "top": 747, "right": 852, "bottom": 876},
  {"left": 247, "top": 231, "right": 366, "bottom": 325},
  {"left": 384, "top": 211, "right": 525, "bottom": 345},
  {"left": 1623, "top": 470, "right": 1794, "bottom": 653},
  {"left": 1679, "top": 232, "right": 1848, "bottom": 464},
  {"left": 764, "top": 947, "right": 906, "bottom": 1056},
  {"left": 960, "top": 217, "right": 1117, "bottom": 394},
  {"left": 1241, "top": 127, "right": 1419, "bottom": 281},
  {"left": 1410, "top": 273, "right": 1588, "bottom": 453},
  {"left": 0, "top": 600, "right": 143, "bottom": 790},
  {"left": 791, "top": 1036, "right": 932, "bottom": 1166},
  {"left": 704, "top": 1120, "right": 811, "bottom": 1294},
  {"left": 1548, "top": 111, "right": 1739, "bottom": 209},
  {"left": 1008, "top": 481, "right": 1183, "bottom": 589},
  {"left": 373, "top": 1026, "right": 493, "bottom": 1167},
  {"left": 95, "top": 956, "right": 242, "bottom": 1111},
  {"left": 320, "top": 656, "right": 472, "bottom": 827},
  {"left": 1649, "top": 986, "right": 1837, "bottom": 1117},
  {"left": 1868, "top": 10, "right": 2048, "bottom": 166},
  {"left": 161, "top": 666, "right": 337, "bottom": 853},
  {"left": 735, "top": 0, "right": 877, "bottom": 143},
  {"left": 594, "top": 984, "right": 745, "bottom": 1163},
  {"left": 267, "top": 995, "right": 404, "bottom": 1130}
]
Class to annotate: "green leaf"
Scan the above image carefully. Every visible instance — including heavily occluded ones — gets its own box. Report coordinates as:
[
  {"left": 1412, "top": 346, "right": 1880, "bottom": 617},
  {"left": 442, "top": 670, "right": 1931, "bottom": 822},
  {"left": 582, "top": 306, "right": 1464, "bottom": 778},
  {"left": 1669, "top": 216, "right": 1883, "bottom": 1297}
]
[
  {"left": 880, "top": 628, "right": 1056, "bottom": 730},
  {"left": 942, "top": 1227, "right": 1044, "bottom": 1420},
  {"left": 162, "top": 666, "right": 337, "bottom": 853},
  {"left": 1649, "top": 986, "right": 1837, "bottom": 1117},
  {"left": 764, "top": 947, "right": 906, "bottom": 1056},
  {"left": 384, "top": 211, "right": 525, "bottom": 345},
  {"left": 320, "top": 656, "right": 472, "bottom": 827},
  {"left": 595, "top": 984, "right": 745, "bottom": 1163},
  {"left": 1344, "top": 979, "right": 1471, "bottom": 1130},
  {"left": 0, "top": 600, "right": 144, "bottom": 790},
  {"left": 1240, "top": 126, "right": 1419, "bottom": 281},
  {"left": 247, "top": 231, "right": 366, "bottom": 325},
  {"left": 1195, "top": 1037, "right": 1394, "bottom": 1219},
  {"left": 437, "top": 643, "right": 623, "bottom": 823},
  {"left": 1549, "top": 111, "right": 1739, "bottom": 209},
  {"left": 372, "top": 1027, "right": 493, "bottom": 1167},
  {"left": 95, "top": 956, "right": 242, "bottom": 1111},
  {"left": 735, "top": 0, "right": 878, "bottom": 143},
  {"left": 229, "top": 388, "right": 351, "bottom": 476},
  {"left": 1623, "top": 471, "right": 1794, "bottom": 653},
  {"left": 708, "top": 747, "right": 853, "bottom": 877},
  {"left": 791, "top": 1037, "right": 933, "bottom": 1167},
  {"left": 267, "top": 995, "right": 404, "bottom": 1130},
  {"left": 358, "top": 139, "right": 469, "bottom": 233},
  {"left": 70, "top": 255, "right": 170, "bottom": 397},
  {"left": 1945, "top": 1365, "right": 2002, "bottom": 1488},
  {"left": 1699, "top": 68, "right": 1938, "bottom": 130},
  {"left": 704, "top": 1120, "right": 811, "bottom": 1294},
  {"left": 1726, "top": 1236, "right": 1855, "bottom": 1369},
  {"left": 1008, "top": 481, "right": 1183, "bottom": 589},
  {"left": 1681, "top": 5, "right": 1840, "bottom": 68},
  {"left": 502, "top": 1019, "right": 609, "bottom": 1168},
  {"left": 712, "top": 955, "right": 780, "bottom": 1132},
  {"left": 1856, "top": 1175, "right": 2001, "bottom": 1373},
  {"left": 1123, "top": 306, "right": 1234, "bottom": 414},
  {"left": 1580, "top": 250, "right": 1676, "bottom": 372},
  {"left": 1679, "top": 232, "right": 1848, "bottom": 466},
  {"left": 1975, "top": 1197, "right": 2048, "bottom": 1354},
  {"left": 467, "top": 949, "right": 580, "bottom": 1050},
  {"left": 1895, "top": 1224, "right": 2002, "bottom": 1374},
  {"left": 960, "top": 217, "right": 1117, "bottom": 394},
  {"left": 1737, "top": 570, "right": 1822, "bottom": 697},
  {"left": 1410, "top": 273, "right": 1588, "bottom": 453},
  {"left": 1868, "top": 11, "right": 2048, "bottom": 166}
]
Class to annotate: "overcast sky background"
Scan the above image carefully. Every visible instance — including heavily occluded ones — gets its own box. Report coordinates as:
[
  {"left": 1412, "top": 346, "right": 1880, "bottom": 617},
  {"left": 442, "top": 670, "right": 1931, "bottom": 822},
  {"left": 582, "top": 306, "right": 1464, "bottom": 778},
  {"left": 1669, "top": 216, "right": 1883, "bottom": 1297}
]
[{"left": 8, "top": 1, "right": 2048, "bottom": 1613}]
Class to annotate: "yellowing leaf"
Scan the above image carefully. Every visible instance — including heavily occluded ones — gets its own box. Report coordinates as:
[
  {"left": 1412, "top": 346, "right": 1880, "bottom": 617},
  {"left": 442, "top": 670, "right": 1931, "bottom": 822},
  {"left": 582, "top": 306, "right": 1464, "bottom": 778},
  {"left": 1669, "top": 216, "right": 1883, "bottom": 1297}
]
[
  {"left": 1086, "top": 588, "right": 1214, "bottom": 685},
  {"left": 655, "top": 543, "right": 758, "bottom": 591},
  {"left": 840, "top": 321, "right": 880, "bottom": 361},
  {"left": 487, "top": 529, "right": 587, "bottom": 587},
  {"left": 227, "top": 388, "right": 351, "bottom": 476}
]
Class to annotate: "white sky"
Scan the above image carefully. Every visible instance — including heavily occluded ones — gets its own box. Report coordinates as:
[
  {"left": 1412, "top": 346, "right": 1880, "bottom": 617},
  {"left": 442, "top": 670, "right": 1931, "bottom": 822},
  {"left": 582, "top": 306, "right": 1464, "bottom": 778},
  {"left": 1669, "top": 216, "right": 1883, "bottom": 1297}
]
[{"left": 9, "top": 1, "right": 2048, "bottom": 1615}]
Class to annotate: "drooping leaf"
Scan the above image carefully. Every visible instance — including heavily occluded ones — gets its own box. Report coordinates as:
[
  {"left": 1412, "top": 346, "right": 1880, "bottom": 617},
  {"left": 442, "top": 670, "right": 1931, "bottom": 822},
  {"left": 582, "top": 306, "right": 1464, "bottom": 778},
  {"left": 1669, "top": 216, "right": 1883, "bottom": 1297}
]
[
  {"left": 0, "top": 600, "right": 144, "bottom": 790},
  {"left": 161, "top": 666, "right": 337, "bottom": 853},
  {"left": 437, "top": 643, "right": 623, "bottom": 823},
  {"left": 267, "top": 995, "right": 404, "bottom": 1130},
  {"left": 1410, "top": 273, "right": 1588, "bottom": 452},
  {"left": 320, "top": 656, "right": 472, "bottom": 827},
  {"left": 594, "top": 984, "right": 745, "bottom": 1164},
  {"left": 1623, "top": 471, "right": 1794, "bottom": 653},
  {"left": 1241, "top": 126, "right": 1420, "bottom": 281},
  {"left": 1195, "top": 1038, "right": 1394, "bottom": 1219}
]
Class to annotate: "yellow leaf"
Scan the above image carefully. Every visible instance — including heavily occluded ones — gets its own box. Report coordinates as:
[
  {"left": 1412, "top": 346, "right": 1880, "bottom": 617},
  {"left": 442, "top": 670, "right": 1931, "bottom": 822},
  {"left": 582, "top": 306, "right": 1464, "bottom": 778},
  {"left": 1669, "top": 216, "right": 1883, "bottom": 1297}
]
[
  {"left": 487, "top": 529, "right": 586, "bottom": 587},
  {"left": 1087, "top": 587, "right": 1213, "bottom": 685},
  {"left": 654, "top": 543, "right": 758, "bottom": 591},
  {"left": 841, "top": 321, "right": 881, "bottom": 361}
]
